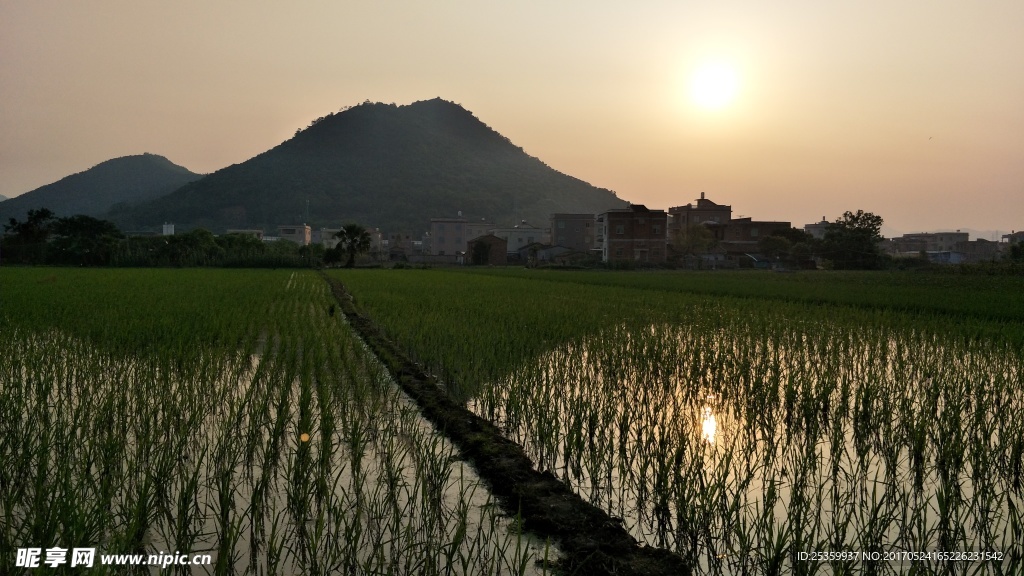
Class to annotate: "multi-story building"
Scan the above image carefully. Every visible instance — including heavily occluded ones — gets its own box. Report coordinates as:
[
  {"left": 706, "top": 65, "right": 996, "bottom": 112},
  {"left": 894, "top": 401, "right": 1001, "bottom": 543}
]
[
  {"left": 315, "top": 228, "right": 341, "bottom": 249},
  {"left": 723, "top": 217, "right": 792, "bottom": 242},
  {"left": 429, "top": 215, "right": 494, "bottom": 256},
  {"left": 668, "top": 193, "right": 732, "bottom": 241},
  {"left": 956, "top": 238, "right": 1001, "bottom": 262},
  {"left": 429, "top": 217, "right": 466, "bottom": 256},
  {"left": 367, "top": 227, "right": 385, "bottom": 260},
  {"left": 490, "top": 221, "right": 550, "bottom": 255},
  {"left": 1003, "top": 231, "right": 1024, "bottom": 245},
  {"left": 803, "top": 217, "right": 830, "bottom": 240},
  {"left": 883, "top": 231, "right": 1007, "bottom": 264},
  {"left": 598, "top": 204, "right": 667, "bottom": 263},
  {"left": 892, "top": 231, "right": 969, "bottom": 252},
  {"left": 278, "top": 224, "right": 311, "bottom": 246},
  {"left": 550, "top": 213, "right": 597, "bottom": 253},
  {"left": 388, "top": 232, "right": 416, "bottom": 252},
  {"left": 668, "top": 192, "right": 792, "bottom": 245}
]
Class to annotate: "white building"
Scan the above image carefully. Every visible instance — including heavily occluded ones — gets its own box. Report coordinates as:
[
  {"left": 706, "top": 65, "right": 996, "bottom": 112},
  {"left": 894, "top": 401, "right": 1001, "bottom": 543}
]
[
  {"left": 316, "top": 228, "right": 341, "bottom": 249},
  {"left": 490, "top": 221, "right": 550, "bottom": 254},
  {"left": 803, "top": 217, "right": 829, "bottom": 240},
  {"left": 278, "top": 224, "right": 311, "bottom": 246}
]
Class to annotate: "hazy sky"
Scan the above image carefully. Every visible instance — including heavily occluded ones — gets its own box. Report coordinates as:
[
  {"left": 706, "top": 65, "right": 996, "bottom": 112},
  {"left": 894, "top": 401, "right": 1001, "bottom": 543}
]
[{"left": 2, "top": 1, "right": 1022, "bottom": 235}]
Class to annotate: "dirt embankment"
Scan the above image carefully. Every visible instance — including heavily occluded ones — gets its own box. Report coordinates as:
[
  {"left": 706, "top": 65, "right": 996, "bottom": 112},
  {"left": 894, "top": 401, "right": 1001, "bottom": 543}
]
[{"left": 323, "top": 274, "right": 691, "bottom": 576}]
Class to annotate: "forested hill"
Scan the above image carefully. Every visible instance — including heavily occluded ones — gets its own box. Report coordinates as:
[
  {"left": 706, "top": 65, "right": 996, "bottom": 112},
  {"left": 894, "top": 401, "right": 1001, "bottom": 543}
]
[
  {"left": 109, "top": 98, "right": 626, "bottom": 233},
  {"left": 0, "top": 154, "right": 201, "bottom": 222}
]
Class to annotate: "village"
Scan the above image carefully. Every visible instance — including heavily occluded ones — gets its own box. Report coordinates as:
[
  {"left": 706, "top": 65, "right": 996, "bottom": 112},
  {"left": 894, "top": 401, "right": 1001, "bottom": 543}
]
[{"left": 205, "top": 192, "right": 1023, "bottom": 268}]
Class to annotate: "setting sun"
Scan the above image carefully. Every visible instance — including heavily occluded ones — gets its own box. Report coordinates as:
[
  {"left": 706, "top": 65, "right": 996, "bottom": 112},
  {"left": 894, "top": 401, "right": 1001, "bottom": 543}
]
[{"left": 690, "top": 62, "right": 739, "bottom": 110}]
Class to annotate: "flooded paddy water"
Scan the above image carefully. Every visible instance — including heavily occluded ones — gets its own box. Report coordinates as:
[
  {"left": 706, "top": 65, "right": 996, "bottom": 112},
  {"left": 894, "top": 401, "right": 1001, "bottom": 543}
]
[
  {"left": 333, "top": 268, "right": 1024, "bottom": 575},
  {"left": 469, "top": 321, "right": 1024, "bottom": 574},
  {"left": 0, "top": 269, "right": 552, "bottom": 575},
  {"left": 8, "top": 267, "right": 1023, "bottom": 575}
]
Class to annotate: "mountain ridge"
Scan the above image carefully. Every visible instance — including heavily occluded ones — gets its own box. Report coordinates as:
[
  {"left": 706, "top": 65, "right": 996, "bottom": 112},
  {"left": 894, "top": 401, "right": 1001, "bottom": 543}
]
[
  {"left": 110, "top": 98, "right": 626, "bottom": 233},
  {"left": 0, "top": 154, "right": 201, "bottom": 223}
]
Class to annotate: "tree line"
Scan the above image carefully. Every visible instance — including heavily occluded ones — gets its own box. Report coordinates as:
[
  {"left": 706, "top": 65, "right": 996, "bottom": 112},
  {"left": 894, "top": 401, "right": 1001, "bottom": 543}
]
[
  {"left": 2, "top": 208, "right": 375, "bottom": 268},
  {"left": 5, "top": 207, "right": 1019, "bottom": 271},
  {"left": 675, "top": 210, "right": 938, "bottom": 270}
]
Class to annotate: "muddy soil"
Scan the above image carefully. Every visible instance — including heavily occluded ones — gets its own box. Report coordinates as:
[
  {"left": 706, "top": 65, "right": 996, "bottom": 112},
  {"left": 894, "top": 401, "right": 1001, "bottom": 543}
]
[{"left": 324, "top": 274, "right": 691, "bottom": 576}]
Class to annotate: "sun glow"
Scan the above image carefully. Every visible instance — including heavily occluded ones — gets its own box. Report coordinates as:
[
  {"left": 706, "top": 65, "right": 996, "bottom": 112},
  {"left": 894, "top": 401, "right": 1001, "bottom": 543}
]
[
  {"left": 689, "top": 62, "right": 739, "bottom": 111},
  {"left": 701, "top": 406, "right": 718, "bottom": 444}
]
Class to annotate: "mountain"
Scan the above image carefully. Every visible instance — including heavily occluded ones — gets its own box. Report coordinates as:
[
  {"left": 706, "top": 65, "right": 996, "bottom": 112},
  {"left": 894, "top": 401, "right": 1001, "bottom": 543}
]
[
  {"left": 110, "top": 99, "right": 626, "bottom": 234},
  {"left": 928, "top": 228, "right": 1008, "bottom": 242},
  {"left": 0, "top": 154, "right": 201, "bottom": 223},
  {"left": 884, "top": 226, "right": 1010, "bottom": 241}
]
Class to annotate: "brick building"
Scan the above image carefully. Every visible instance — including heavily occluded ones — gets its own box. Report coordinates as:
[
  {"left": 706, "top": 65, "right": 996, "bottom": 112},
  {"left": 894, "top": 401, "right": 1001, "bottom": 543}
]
[
  {"left": 598, "top": 204, "right": 667, "bottom": 263},
  {"left": 723, "top": 217, "right": 792, "bottom": 242},
  {"left": 467, "top": 234, "right": 507, "bottom": 265},
  {"left": 668, "top": 193, "right": 732, "bottom": 241},
  {"left": 550, "top": 213, "right": 597, "bottom": 253}
]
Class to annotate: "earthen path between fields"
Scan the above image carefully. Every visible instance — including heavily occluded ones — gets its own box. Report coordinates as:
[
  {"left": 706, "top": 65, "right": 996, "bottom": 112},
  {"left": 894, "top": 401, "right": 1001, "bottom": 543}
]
[{"left": 323, "top": 273, "right": 691, "bottom": 576}]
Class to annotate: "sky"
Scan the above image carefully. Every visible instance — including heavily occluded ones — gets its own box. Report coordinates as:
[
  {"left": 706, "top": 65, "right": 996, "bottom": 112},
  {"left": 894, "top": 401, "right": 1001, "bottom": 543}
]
[{"left": 2, "top": 1, "right": 1022, "bottom": 236}]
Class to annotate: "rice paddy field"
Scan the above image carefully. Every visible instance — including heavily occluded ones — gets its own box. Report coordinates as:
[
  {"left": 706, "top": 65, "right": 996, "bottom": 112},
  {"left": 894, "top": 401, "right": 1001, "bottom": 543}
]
[
  {"left": 3, "top": 266, "right": 1023, "bottom": 575},
  {"left": 334, "top": 268, "right": 1024, "bottom": 576},
  {"left": 0, "top": 268, "right": 550, "bottom": 575}
]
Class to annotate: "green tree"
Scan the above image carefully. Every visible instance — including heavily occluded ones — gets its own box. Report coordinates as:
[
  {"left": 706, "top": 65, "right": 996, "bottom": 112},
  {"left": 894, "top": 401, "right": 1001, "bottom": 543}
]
[
  {"left": 2, "top": 208, "right": 57, "bottom": 264},
  {"left": 156, "top": 228, "right": 224, "bottom": 266},
  {"left": 1010, "top": 243, "right": 1024, "bottom": 262},
  {"left": 334, "top": 224, "right": 372, "bottom": 268},
  {"left": 5, "top": 208, "right": 56, "bottom": 242},
  {"left": 323, "top": 246, "right": 343, "bottom": 266},
  {"left": 216, "top": 232, "right": 266, "bottom": 255},
  {"left": 674, "top": 224, "right": 717, "bottom": 256},
  {"left": 297, "top": 242, "right": 325, "bottom": 266},
  {"left": 758, "top": 235, "right": 792, "bottom": 261},
  {"left": 821, "top": 210, "right": 885, "bottom": 270},
  {"left": 50, "top": 215, "right": 124, "bottom": 266},
  {"left": 768, "top": 227, "right": 814, "bottom": 245},
  {"left": 790, "top": 242, "right": 813, "bottom": 266}
]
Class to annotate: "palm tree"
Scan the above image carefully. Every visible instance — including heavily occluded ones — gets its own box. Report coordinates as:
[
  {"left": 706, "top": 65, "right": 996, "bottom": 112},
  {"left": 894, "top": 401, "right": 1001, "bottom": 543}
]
[{"left": 334, "top": 223, "right": 372, "bottom": 268}]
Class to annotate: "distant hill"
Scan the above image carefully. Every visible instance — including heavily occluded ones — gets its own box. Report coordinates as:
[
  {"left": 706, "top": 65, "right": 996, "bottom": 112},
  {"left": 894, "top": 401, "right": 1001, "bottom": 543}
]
[
  {"left": 110, "top": 99, "right": 626, "bottom": 234},
  {"left": 0, "top": 154, "right": 201, "bottom": 223},
  {"left": 884, "top": 227, "right": 1010, "bottom": 242},
  {"left": 931, "top": 228, "right": 1007, "bottom": 242}
]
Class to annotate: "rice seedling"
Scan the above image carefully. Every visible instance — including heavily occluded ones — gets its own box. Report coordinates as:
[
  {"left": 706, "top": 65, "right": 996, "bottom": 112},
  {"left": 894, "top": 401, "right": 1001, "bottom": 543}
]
[
  {"left": 1, "top": 268, "right": 550, "bottom": 574},
  {"left": 335, "top": 268, "right": 1024, "bottom": 575}
]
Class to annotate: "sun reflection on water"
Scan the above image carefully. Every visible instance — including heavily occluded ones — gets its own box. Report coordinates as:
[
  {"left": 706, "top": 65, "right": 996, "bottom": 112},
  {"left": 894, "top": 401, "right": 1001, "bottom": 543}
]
[{"left": 701, "top": 396, "right": 718, "bottom": 444}]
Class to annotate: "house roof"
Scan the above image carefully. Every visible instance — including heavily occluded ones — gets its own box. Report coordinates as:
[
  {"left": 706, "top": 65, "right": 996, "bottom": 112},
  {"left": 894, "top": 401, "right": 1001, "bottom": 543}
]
[
  {"left": 600, "top": 204, "right": 667, "bottom": 216},
  {"left": 468, "top": 233, "right": 506, "bottom": 244}
]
